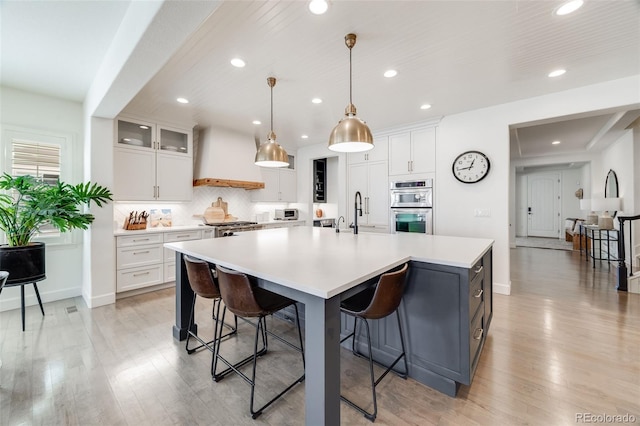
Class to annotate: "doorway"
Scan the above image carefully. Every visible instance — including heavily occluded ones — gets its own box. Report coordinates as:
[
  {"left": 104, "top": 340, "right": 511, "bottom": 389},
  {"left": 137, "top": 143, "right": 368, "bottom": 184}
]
[{"left": 527, "top": 172, "right": 560, "bottom": 238}]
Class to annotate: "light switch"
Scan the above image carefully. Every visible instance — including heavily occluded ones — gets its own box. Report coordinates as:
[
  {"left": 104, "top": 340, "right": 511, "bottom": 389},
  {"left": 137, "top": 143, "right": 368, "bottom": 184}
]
[{"left": 474, "top": 208, "right": 491, "bottom": 217}]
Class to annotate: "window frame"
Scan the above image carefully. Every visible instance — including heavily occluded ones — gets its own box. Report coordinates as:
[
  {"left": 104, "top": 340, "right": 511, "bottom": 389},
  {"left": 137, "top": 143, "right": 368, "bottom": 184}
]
[{"left": 1, "top": 125, "right": 77, "bottom": 246}]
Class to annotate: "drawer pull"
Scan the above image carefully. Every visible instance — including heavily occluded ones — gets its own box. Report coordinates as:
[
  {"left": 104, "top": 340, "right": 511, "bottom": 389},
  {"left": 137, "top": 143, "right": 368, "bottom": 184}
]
[
  {"left": 176, "top": 235, "right": 190, "bottom": 239},
  {"left": 133, "top": 238, "right": 150, "bottom": 242},
  {"left": 133, "top": 250, "right": 150, "bottom": 255},
  {"left": 474, "top": 265, "right": 484, "bottom": 274},
  {"left": 473, "top": 288, "right": 483, "bottom": 298},
  {"left": 473, "top": 328, "right": 483, "bottom": 340},
  {"left": 133, "top": 271, "right": 150, "bottom": 277}
]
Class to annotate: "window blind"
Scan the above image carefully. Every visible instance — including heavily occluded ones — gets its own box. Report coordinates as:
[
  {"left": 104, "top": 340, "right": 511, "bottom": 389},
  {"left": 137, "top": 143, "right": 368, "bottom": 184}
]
[{"left": 11, "top": 140, "right": 62, "bottom": 236}]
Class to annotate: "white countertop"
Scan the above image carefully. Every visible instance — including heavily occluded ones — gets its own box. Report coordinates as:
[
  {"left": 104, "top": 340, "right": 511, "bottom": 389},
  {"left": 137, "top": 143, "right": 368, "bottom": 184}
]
[
  {"left": 165, "top": 227, "right": 493, "bottom": 299},
  {"left": 113, "top": 220, "right": 307, "bottom": 236}
]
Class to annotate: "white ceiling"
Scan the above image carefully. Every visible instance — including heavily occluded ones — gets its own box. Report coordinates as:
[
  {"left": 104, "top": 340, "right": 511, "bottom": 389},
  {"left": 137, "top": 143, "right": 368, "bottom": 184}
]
[{"left": 2, "top": 0, "right": 639, "bottom": 158}]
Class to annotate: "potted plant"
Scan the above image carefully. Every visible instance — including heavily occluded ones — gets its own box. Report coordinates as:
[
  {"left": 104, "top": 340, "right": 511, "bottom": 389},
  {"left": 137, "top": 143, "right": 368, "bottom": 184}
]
[{"left": 0, "top": 173, "right": 112, "bottom": 284}]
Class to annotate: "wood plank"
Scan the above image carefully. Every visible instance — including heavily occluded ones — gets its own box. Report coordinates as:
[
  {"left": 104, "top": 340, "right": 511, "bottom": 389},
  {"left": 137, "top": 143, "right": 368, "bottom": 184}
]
[{"left": 193, "top": 178, "right": 265, "bottom": 190}]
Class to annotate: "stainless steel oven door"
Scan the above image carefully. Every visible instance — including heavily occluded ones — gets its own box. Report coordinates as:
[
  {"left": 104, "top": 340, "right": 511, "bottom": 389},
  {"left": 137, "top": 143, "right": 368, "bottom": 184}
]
[
  {"left": 391, "top": 208, "right": 433, "bottom": 234},
  {"left": 390, "top": 188, "right": 432, "bottom": 208}
]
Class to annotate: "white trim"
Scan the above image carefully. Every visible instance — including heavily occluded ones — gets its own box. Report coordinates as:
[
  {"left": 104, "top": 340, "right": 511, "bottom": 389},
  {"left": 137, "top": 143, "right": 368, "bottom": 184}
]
[
  {"left": 494, "top": 281, "right": 511, "bottom": 295},
  {"left": 82, "top": 289, "right": 116, "bottom": 308},
  {"left": 0, "top": 285, "right": 81, "bottom": 313}
]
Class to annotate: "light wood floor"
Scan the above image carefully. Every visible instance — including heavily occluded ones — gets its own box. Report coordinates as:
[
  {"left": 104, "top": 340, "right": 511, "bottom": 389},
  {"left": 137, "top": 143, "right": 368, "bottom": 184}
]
[{"left": 1, "top": 248, "right": 638, "bottom": 425}]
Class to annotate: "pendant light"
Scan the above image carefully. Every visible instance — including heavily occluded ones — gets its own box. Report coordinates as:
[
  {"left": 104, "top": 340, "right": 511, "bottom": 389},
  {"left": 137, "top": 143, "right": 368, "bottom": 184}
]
[
  {"left": 328, "top": 33, "right": 374, "bottom": 153},
  {"left": 255, "top": 77, "right": 289, "bottom": 167}
]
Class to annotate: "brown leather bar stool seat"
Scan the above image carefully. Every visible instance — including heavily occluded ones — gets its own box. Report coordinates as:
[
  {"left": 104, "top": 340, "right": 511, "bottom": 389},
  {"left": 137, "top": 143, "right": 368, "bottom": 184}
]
[
  {"left": 183, "top": 255, "right": 237, "bottom": 373},
  {"left": 213, "top": 265, "right": 305, "bottom": 420},
  {"left": 340, "top": 263, "right": 409, "bottom": 422}
]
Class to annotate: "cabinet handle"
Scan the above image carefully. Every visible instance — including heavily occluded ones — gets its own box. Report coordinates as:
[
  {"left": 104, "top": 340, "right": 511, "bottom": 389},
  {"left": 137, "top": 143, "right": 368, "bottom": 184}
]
[
  {"left": 133, "top": 238, "right": 150, "bottom": 242},
  {"left": 473, "top": 328, "right": 483, "bottom": 340},
  {"left": 133, "top": 250, "right": 150, "bottom": 255},
  {"left": 474, "top": 265, "right": 484, "bottom": 274},
  {"left": 175, "top": 235, "right": 191, "bottom": 239},
  {"left": 133, "top": 271, "right": 150, "bottom": 277},
  {"left": 157, "top": 186, "right": 160, "bottom": 198},
  {"left": 408, "top": 161, "right": 411, "bottom": 172},
  {"left": 410, "top": 160, "right": 414, "bottom": 172},
  {"left": 473, "top": 288, "right": 483, "bottom": 298}
]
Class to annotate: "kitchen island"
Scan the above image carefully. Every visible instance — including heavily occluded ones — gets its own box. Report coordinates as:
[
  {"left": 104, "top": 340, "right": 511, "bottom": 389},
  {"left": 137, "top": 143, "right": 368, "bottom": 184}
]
[{"left": 165, "top": 226, "right": 493, "bottom": 425}]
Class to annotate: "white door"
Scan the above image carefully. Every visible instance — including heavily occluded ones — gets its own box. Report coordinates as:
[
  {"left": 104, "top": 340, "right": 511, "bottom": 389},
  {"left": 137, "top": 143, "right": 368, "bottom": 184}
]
[
  {"left": 251, "top": 168, "right": 279, "bottom": 202},
  {"left": 527, "top": 173, "right": 560, "bottom": 238},
  {"left": 516, "top": 175, "right": 528, "bottom": 236},
  {"left": 367, "top": 161, "right": 390, "bottom": 227},
  {"left": 114, "top": 147, "right": 155, "bottom": 201},
  {"left": 278, "top": 168, "right": 297, "bottom": 202}
]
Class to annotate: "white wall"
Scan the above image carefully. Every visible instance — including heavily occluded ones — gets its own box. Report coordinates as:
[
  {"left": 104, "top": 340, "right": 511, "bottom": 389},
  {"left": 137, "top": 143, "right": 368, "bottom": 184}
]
[
  {"left": 438, "top": 75, "right": 640, "bottom": 296},
  {"left": 0, "top": 87, "right": 86, "bottom": 312}
]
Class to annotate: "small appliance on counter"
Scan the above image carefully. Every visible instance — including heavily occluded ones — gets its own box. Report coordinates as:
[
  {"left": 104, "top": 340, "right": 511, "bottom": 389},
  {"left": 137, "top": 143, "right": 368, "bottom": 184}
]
[
  {"left": 313, "top": 218, "right": 335, "bottom": 228},
  {"left": 274, "top": 208, "right": 298, "bottom": 220}
]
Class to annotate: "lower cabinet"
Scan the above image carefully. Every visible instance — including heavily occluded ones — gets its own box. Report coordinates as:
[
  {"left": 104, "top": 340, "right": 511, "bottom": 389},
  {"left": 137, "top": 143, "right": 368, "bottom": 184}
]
[
  {"left": 340, "top": 248, "right": 493, "bottom": 397},
  {"left": 116, "top": 229, "right": 204, "bottom": 293}
]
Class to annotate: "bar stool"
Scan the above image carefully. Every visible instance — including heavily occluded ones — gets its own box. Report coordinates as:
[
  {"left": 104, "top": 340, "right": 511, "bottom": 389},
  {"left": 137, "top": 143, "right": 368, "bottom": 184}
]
[
  {"left": 340, "top": 263, "right": 409, "bottom": 422},
  {"left": 183, "top": 255, "right": 237, "bottom": 372},
  {"left": 213, "top": 265, "right": 305, "bottom": 419}
]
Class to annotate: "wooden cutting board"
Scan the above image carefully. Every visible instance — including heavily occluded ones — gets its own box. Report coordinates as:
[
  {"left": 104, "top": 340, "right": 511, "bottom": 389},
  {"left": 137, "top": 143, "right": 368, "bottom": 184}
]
[
  {"left": 204, "top": 206, "right": 225, "bottom": 223},
  {"left": 211, "top": 197, "right": 228, "bottom": 216}
]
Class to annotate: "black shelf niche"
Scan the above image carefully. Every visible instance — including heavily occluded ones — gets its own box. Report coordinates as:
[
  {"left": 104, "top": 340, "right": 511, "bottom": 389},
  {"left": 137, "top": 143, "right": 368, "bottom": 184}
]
[{"left": 313, "top": 158, "right": 326, "bottom": 203}]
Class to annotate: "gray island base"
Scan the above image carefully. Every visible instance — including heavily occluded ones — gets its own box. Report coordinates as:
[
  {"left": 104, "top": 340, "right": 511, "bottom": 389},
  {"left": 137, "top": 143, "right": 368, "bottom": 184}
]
[{"left": 166, "top": 227, "right": 493, "bottom": 424}]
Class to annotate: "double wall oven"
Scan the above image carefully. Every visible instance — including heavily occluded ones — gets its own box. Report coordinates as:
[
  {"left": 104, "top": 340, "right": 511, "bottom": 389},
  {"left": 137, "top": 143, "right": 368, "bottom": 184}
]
[{"left": 390, "top": 179, "right": 433, "bottom": 234}]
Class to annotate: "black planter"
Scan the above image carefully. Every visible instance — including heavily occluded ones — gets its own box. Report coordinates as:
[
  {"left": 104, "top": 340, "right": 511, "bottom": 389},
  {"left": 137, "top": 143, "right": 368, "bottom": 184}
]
[{"left": 0, "top": 242, "right": 46, "bottom": 284}]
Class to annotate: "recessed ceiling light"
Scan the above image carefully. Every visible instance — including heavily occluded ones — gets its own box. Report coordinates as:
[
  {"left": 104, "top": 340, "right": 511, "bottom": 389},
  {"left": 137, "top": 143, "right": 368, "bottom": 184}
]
[
  {"left": 548, "top": 69, "right": 566, "bottom": 77},
  {"left": 308, "top": 0, "right": 328, "bottom": 15},
  {"left": 420, "top": 104, "right": 432, "bottom": 110},
  {"left": 139, "top": 125, "right": 150, "bottom": 129},
  {"left": 176, "top": 97, "right": 189, "bottom": 104},
  {"left": 301, "top": 135, "right": 309, "bottom": 139},
  {"left": 252, "top": 120, "right": 261, "bottom": 125},
  {"left": 230, "top": 58, "right": 246, "bottom": 68},
  {"left": 311, "top": 98, "right": 323, "bottom": 104},
  {"left": 552, "top": 140, "right": 561, "bottom": 145},
  {"left": 383, "top": 70, "right": 398, "bottom": 78},
  {"left": 555, "top": 0, "right": 583, "bottom": 16}
]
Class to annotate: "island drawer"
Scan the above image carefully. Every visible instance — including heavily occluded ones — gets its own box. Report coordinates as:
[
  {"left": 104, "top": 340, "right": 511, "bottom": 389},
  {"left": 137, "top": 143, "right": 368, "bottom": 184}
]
[
  {"left": 469, "top": 302, "right": 485, "bottom": 368},
  {"left": 469, "top": 272, "right": 484, "bottom": 319},
  {"left": 470, "top": 257, "right": 484, "bottom": 282}
]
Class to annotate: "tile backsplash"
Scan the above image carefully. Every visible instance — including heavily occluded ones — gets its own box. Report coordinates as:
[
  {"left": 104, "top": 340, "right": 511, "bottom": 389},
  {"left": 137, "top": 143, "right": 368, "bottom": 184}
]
[{"left": 113, "top": 187, "right": 292, "bottom": 229}]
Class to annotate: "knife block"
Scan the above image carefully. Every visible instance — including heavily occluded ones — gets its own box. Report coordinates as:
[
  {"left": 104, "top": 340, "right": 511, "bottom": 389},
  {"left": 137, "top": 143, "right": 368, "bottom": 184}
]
[{"left": 123, "top": 216, "right": 148, "bottom": 230}]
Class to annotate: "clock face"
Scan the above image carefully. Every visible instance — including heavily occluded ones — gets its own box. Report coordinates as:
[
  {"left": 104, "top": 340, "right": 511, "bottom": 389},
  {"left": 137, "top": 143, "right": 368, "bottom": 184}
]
[{"left": 452, "top": 151, "right": 490, "bottom": 184}]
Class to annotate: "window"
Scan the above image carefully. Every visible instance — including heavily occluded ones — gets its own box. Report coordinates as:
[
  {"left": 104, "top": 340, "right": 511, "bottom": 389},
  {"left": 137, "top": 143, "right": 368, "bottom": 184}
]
[
  {"left": 2, "top": 126, "right": 75, "bottom": 245},
  {"left": 11, "top": 140, "right": 62, "bottom": 237}
]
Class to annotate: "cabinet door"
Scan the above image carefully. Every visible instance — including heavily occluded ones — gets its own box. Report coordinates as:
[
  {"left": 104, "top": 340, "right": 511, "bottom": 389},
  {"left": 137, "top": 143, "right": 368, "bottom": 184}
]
[
  {"left": 388, "top": 132, "right": 411, "bottom": 176},
  {"left": 278, "top": 168, "right": 297, "bottom": 202},
  {"left": 116, "top": 118, "right": 155, "bottom": 150},
  {"left": 366, "top": 161, "right": 389, "bottom": 228},
  {"left": 348, "top": 163, "right": 368, "bottom": 226},
  {"left": 158, "top": 125, "right": 192, "bottom": 156},
  {"left": 114, "top": 147, "right": 155, "bottom": 201},
  {"left": 156, "top": 153, "right": 193, "bottom": 201},
  {"left": 411, "top": 127, "right": 436, "bottom": 174},
  {"left": 368, "top": 136, "right": 389, "bottom": 163},
  {"left": 251, "top": 168, "right": 279, "bottom": 202}
]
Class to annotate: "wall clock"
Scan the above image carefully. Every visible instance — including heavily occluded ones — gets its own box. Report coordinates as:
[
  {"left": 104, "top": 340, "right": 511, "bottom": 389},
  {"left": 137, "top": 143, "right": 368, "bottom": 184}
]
[{"left": 452, "top": 150, "right": 490, "bottom": 184}]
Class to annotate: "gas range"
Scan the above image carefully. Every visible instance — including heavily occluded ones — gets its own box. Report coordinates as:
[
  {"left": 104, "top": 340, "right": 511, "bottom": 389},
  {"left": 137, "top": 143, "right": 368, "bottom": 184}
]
[{"left": 204, "top": 221, "right": 262, "bottom": 237}]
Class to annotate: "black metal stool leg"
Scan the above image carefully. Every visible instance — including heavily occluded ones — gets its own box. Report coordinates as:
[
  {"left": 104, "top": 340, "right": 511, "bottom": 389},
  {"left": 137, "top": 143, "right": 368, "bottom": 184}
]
[
  {"left": 33, "top": 283, "right": 45, "bottom": 316},
  {"left": 20, "top": 284, "right": 25, "bottom": 332}
]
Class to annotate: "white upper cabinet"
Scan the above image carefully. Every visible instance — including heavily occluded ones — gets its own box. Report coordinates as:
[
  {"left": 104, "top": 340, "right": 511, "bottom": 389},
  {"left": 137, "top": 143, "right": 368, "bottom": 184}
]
[
  {"left": 347, "top": 137, "right": 389, "bottom": 165},
  {"left": 251, "top": 167, "right": 297, "bottom": 202},
  {"left": 114, "top": 116, "right": 193, "bottom": 201},
  {"left": 389, "top": 127, "right": 436, "bottom": 176}
]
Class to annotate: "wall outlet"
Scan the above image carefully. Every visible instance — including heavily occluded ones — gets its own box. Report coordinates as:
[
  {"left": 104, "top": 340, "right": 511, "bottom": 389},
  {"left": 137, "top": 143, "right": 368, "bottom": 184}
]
[{"left": 474, "top": 208, "right": 491, "bottom": 217}]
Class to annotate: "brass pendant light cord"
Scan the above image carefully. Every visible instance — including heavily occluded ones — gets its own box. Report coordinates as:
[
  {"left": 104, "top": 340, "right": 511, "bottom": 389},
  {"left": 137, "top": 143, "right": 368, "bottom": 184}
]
[
  {"left": 349, "top": 45, "right": 353, "bottom": 108},
  {"left": 270, "top": 80, "right": 274, "bottom": 135}
]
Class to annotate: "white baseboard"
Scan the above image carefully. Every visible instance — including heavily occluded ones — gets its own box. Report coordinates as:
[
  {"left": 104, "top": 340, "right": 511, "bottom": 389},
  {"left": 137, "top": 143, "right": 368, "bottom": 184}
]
[
  {"left": 116, "top": 282, "right": 174, "bottom": 300},
  {"left": 0, "top": 286, "right": 81, "bottom": 313},
  {"left": 628, "top": 274, "right": 640, "bottom": 294},
  {"left": 494, "top": 281, "right": 511, "bottom": 295},
  {"left": 82, "top": 290, "right": 115, "bottom": 308}
]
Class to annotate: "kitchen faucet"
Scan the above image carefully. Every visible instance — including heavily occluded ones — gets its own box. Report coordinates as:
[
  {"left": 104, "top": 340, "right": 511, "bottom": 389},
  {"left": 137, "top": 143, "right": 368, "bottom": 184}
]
[
  {"left": 354, "top": 191, "right": 363, "bottom": 235},
  {"left": 336, "top": 216, "right": 345, "bottom": 233}
]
